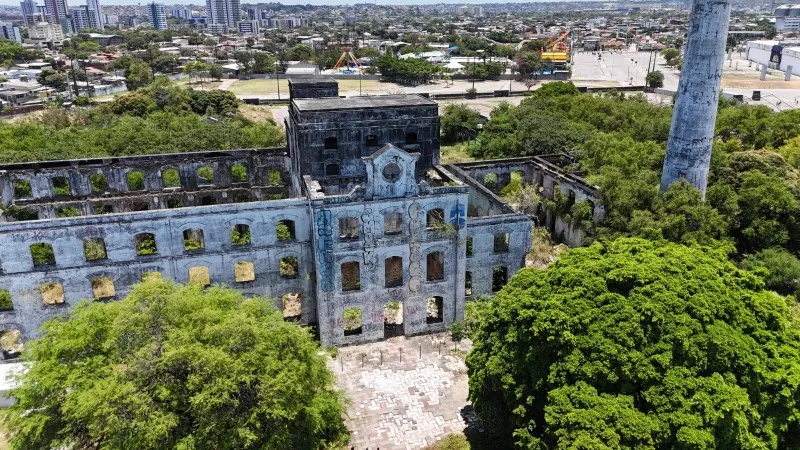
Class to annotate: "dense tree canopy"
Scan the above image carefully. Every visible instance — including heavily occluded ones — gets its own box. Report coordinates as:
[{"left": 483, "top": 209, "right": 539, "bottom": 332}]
[
  {"left": 467, "top": 238, "right": 800, "bottom": 449},
  {"left": 440, "top": 103, "right": 481, "bottom": 143},
  {"left": 377, "top": 54, "right": 439, "bottom": 84},
  {"left": 6, "top": 280, "right": 348, "bottom": 450},
  {"left": 0, "top": 82, "right": 284, "bottom": 162},
  {"left": 472, "top": 82, "right": 800, "bottom": 262}
]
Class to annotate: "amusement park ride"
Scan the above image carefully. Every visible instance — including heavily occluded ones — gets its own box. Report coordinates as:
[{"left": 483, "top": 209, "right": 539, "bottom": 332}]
[
  {"left": 332, "top": 47, "right": 363, "bottom": 74},
  {"left": 541, "top": 30, "right": 571, "bottom": 67}
]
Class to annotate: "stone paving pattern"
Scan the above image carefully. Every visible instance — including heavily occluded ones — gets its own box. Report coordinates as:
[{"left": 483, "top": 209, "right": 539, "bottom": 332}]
[{"left": 330, "top": 333, "right": 475, "bottom": 450}]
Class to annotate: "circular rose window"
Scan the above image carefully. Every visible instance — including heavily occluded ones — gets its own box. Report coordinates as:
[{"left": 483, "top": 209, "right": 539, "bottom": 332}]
[{"left": 382, "top": 162, "right": 403, "bottom": 183}]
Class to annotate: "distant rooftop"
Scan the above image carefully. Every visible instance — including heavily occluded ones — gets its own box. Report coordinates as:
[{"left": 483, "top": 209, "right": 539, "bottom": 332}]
[{"left": 293, "top": 94, "right": 436, "bottom": 112}]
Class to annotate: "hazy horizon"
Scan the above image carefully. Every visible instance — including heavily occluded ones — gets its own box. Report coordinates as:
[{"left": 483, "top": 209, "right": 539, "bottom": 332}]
[{"left": 0, "top": 0, "right": 592, "bottom": 7}]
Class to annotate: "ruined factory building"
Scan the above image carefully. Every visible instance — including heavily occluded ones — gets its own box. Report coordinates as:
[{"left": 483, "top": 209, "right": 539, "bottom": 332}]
[{"left": 0, "top": 80, "right": 602, "bottom": 347}]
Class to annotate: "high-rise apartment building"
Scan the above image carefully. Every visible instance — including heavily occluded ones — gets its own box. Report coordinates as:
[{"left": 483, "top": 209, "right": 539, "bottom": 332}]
[
  {"left": 147, "top": 2, "right": 167, "bottom": 31},
  {"left": 206, "top": 0, "right": 239, "bottom": 27},
  {"left": 69, "top": 6, "right": 89, "bottom": 30},
  {"left": 20, "top": 0, "right": 38, "bottom": 26},
  {"left": 238, "top": 20, "right": 258, "bottom": 35},
  {"left": 44, "top": 0, "right": 68, "bottom": 24},
  {"left": 170, "top": 6, "right": 191, "bottom": 19},
  {"left": 0, "top": 22, "right": 22, "bottom": 43},
  {"left": 36, "top": 5, "right": 50, "bottom": 22},
  {"left": 86, "top": 0, "right": 103, "bottom": 29}
]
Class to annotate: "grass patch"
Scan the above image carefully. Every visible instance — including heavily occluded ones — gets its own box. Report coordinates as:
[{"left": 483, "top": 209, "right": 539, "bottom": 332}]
[
  {"left": 228, "top": 78, "right": 391, "bottom": 96},
  {"left": 441, "top": 143, "right": 475, "bottom": 164}
]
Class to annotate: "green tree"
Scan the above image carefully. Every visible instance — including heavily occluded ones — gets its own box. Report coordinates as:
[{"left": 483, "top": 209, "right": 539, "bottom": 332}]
[
  {"left": 440, "top": 103, "right": 481, "bottom": 143},
  {"left": 234, "top": 51, "right": 255, "bottom": 75},
  {"left": 743, "top": 247, "right": 800, "bottom": 296},
  {"left": 660, "top": 48, "right": 680, "bottom": 65},
  {"left": 646, "top": 70, "right": 664, "bottom": 88},
  {"left": 208, "top": 64, "right": 223, "bottom": 80},
  {"left": 6, "top": 280, "right": 349, "bottom": 450},
  {"left": 735, "top": 170, "right": 800, "bottom": 252},
  {"left": 514, "top": 50, "right": 541, "bottom": 78},
  {"left": 36, "top": 68, "right": 68, "bottom": 92},
  {"left": 0, "top": 38, "right": 23, "bottom": 65},
  {"left": 287, "top": 44, "right": 313, "bottom": 62},
  {"left": 467, "top": 238, "right": 800, "bottom": 449},
  {"left": 125, "top": 60, "right": 153, "bottom": 90},
  {"left": 109, "top": 91, "right": 156, "bottom": 116}
]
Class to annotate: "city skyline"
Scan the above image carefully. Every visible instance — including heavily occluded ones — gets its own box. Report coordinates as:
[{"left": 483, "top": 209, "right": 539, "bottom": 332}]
[{"left": 0, "top": 0, "right": 575, "bottom": 6}]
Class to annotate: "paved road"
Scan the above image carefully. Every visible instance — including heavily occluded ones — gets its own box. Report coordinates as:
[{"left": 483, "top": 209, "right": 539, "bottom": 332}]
[
  {"left": 217, "top": 78, "right": 237, "bottom": 91},
  {"left": 572, "top": 49, "right": 677, "bottom": 89}
]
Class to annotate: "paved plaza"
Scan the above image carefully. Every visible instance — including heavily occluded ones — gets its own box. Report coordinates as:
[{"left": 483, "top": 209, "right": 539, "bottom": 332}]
[{"left": 329, "top": 333, "right": 480, "bottom": 450}]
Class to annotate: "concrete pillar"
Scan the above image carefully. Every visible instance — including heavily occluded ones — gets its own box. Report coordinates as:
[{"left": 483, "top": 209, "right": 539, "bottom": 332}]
[
  {"left": 760, "top": 65, "right": 768, "bottom": 81},
  {"left": 660, "top": 0, "right": 731, "bottom": 198},
  {"left": 786, "top": 66, "right": 793, "bottom": 81}
]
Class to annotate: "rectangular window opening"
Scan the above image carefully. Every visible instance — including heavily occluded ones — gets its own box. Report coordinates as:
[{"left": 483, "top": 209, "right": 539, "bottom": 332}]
[
  {"left": 341, "top": 261, "right": 361, "bottom": 291},
  {"left": 426, "top": 296, "right": 444, "bottom": 324},
  {"left": 339, "top": 217, "right": 359, "bottom": 240},
  {"left": 385, "top": 256, "right": 403, "bottom": 288},
  {"left": 343, "top": 307, "right": 362, "bottom": 336}
]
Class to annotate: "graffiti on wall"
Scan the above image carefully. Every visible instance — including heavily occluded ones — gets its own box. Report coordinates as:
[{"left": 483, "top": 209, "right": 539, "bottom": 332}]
[
  {"left": 316, "top": 209, "right": 334, "bottom": 292},
  {"left": 407, "top": 202, "right": 422, "bottom": 294},
  {"left": 361, "top": 207, "right": 378, "bottom": 270}
]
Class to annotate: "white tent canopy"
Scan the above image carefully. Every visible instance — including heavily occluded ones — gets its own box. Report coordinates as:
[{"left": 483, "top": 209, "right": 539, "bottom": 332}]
[{"left": 444, "top": 61, "right": 465, "bottom": 70}]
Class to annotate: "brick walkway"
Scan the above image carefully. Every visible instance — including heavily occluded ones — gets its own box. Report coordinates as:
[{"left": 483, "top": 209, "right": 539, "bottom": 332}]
[{"left": 329, "top": 333, "right": 477, "bottom": 450}]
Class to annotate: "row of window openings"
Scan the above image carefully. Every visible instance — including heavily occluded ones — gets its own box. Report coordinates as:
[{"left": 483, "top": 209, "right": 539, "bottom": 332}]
[
  {"left": 28, "top": 221, "right": 297, "bottom": 266},
  {"left": 29, "top": 272, "right": 304, "bottom": 320},
  {"left": 11, "top": 166, "right": 284, "bottom": 199},
  {"left": 323, "top": 133, "right": 418, "bottom": 151},
  {"left": 339, "top": 211, "right": 511, "bottom": 254},
  {"left": 341, "top": 295, "right": 441, "bottom": 337},
  {"left": 465, "top": 233, "right": 510, "bottom": 256},
  {"left": 16, "top": 265, "right": 507, "bottom": 313},
  {"left": 341, "top": 252, "right": 444, "bottom": 292},
  {"left": 7, "top": 192, "right": 271, "bottom": 222},
  {"left": 339, "top": 209, "right": 450, "bottom": 239}
]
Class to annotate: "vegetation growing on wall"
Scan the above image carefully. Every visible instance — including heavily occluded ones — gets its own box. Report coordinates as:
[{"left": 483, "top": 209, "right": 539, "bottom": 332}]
[
  {"left": 0, "top": 80, "right": 284, "bottom": 163},
  {"left": 470, "top": 82, "right": 800, "bottom": 263}
]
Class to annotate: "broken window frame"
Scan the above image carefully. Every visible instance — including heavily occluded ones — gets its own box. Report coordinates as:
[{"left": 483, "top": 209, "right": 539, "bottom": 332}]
[
  {"left": 341, "top": 261, "right": 361, "bottom": 292},
  {"left": 384, "top": 256, "right": 403, "bottom": 288},
  {"left": 339, "top": 217, "right": 360, "bottom": 241}
]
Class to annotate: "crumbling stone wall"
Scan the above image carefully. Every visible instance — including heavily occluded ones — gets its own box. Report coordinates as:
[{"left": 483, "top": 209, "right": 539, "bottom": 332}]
[
  {"left": 0, "top": 199, "right": 316, "bottom": 342},
  {"left": 0, "top": 149, "right": 314, "bottom": 343},
  {"left": 453, "top": 156, "right": 604, "bottom": 247},
  {"left": 310, "top": 189, "right": 470, "bottom": 346},
  {"left": 0, "top": 148, "right": 294, "bottom": 221}
]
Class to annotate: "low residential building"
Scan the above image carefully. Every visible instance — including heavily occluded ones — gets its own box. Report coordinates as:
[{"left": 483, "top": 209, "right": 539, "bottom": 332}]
[
  {"left": 0, "top": 81, "right": 50, "bottom": 106},
  {"left": 86, "top": 33, "right": 123, "bottom": 46}
]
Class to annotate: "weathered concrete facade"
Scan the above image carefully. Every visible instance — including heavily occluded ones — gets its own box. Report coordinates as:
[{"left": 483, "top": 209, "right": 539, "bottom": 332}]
[
  {"left": 0, "top": 90, "right": 578, "bottom": 347},
  {"left": 453, "top": 155, "right": 604, "bottom": 247},
  {"left": 288, "top": 78, "right": 340, "bottom": 100},
  {"left": 660, "top": 0, "right": 731, "bottom": 198},
  {"left": 285, "top": 95, "right": 440, "bottom": 181}
]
